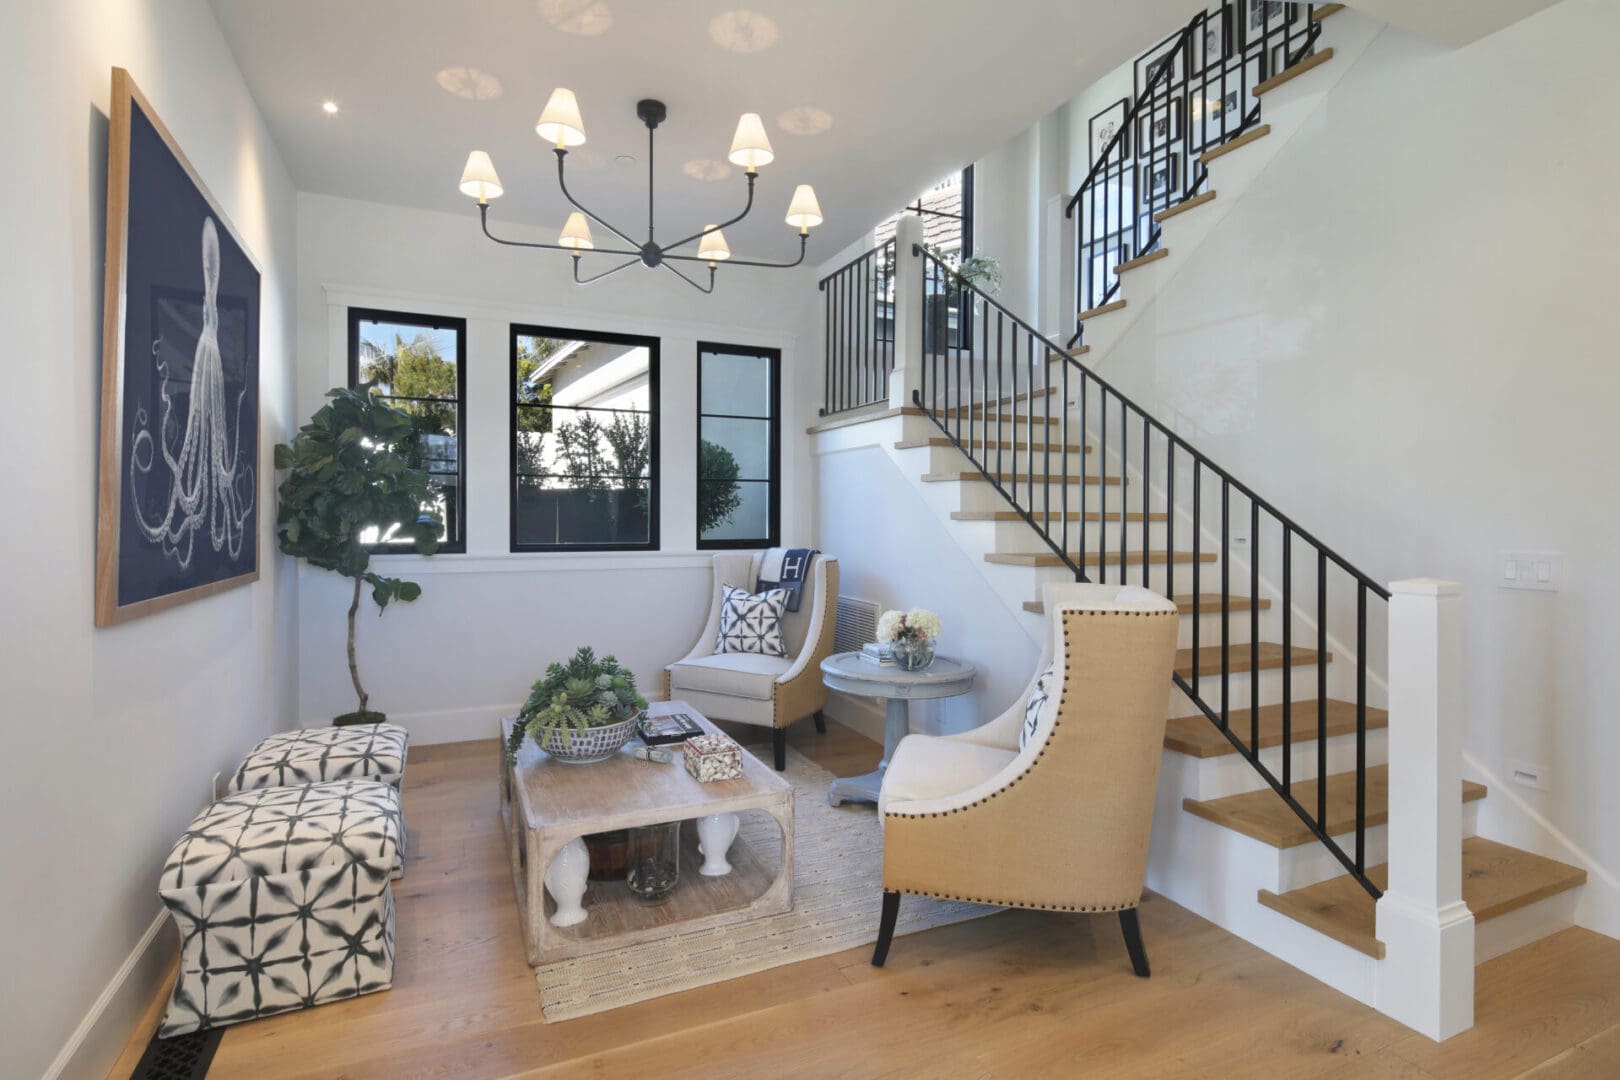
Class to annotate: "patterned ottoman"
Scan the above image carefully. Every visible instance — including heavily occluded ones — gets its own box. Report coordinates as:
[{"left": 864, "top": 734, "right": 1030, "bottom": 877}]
[
  {"left": 229, "top": 723, "right": 408, "bottom": 793},
  {"left": 158, "top": 780, "right": 401, "bottom": 1037}
]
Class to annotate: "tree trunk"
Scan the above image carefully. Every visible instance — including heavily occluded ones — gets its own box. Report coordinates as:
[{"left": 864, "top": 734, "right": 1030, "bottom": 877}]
[{"left": 347, "top": 574, "right": 368, "bottom": 713}]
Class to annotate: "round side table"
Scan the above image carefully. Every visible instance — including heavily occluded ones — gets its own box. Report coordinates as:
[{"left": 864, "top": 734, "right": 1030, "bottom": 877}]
[{"left": 820, "top": 652, "right": 976, "bottom": 807}]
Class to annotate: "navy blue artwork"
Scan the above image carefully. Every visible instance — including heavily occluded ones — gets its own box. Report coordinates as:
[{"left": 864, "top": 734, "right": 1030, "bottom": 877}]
[{"left": 113, "top": 94, "right": 259, "bottom": 610}]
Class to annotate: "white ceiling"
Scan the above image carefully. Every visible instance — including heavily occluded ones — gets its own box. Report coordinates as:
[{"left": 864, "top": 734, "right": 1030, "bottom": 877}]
[
  {"left": 1346, "top": 0, "right": 1562, "bottom": 47},
  {"left": 207, "top": 0, "right": 1188, "bottom": 260}
]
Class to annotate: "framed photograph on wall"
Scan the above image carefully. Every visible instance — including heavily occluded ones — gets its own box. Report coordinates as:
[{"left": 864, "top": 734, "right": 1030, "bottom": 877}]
[
  {"left": 1142, "top": 156, "right": 1180, "bottom": 205},
  {"left": 1188, "top": 57, "right": 1260, "bottom": 152},
  {"left": 1243, "top": 0, "right": 1299, "bottom": 47},
  {"left": 96, "top": 68, "right": 262, "bottom": 626},
  {"left": 1270, "top": 39, "right": 1315, "bottom": 78},
  {"left": 1088, "top": 98, "right": 1130, "bottom": 167},
  {"left": 1196, "top": 4, "right": 1235, "bottom": 71},
  {"left": 1134, "top": 30, "right": 1186, "bottom": 100},
  {"left": 1137, "top": 98, "right": 1183, "bottom": 152}
]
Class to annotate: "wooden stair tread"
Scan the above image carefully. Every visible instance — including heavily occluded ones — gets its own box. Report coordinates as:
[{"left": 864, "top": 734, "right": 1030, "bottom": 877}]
[
  {"left": 1175, "top": 642, "right": 1327, "bottom": 679},
  {"left": 956, "top": 412, "right": 1065, "bottom": 426},
  {"left": 1184, "top": 764, "right": 1487, "bottom": 850},
  {"left": 1312, "top": 3, "right": 1345, "bottom": 22},
  {"left": 1076, "top": 299, "right": 1127, "bottom": 322},
  {"left": 942, "top": 387, "right": 1058, "bottom": 414},
  {"left": 805, "top": 405, "right": 920, "bottom": 435},
  {"left": 987, "top": 550, "right": 1213, "bottom": 568},
  {"left": 1024, "top": 594, "right": 1270, "bottom": 616},
  {"left": 1164, "top": 699, "right": 1388, "bottom": 759},
  {"left": 1257, "top": 837, "right": 1587, "bottom": 959},
  {"left": 1154, "top": 190, "right": 1216, "bottom": 224},
  {"left": 1046, "top": 345, "right": 1090, "bottom": 361},
  {"left": 957, "top": 509, "right": 1166, "bottom": 523},
  {"left": 1200, "top": 124, "right": 1271, "bottom": 166},
  {"left": 922, "top": 471, "right": 1126, "bottom": 485},
  {"left": 1254, "top": 48, "right": 1335, "bottom": 97},
  {"left": 897, "top": 438, "right": 1090, "bottom": 453},
  {"left": 1116, "top": 248, "right": 1170, "bottom": 274}
]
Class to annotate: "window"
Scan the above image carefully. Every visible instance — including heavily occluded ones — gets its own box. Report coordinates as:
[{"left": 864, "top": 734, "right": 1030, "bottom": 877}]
[
  {"left": 347, "top": 308, "right": 467, "bottom": 553},
  {"left": 510, "top": 326, "right": 659, "bottom": 551},
  {"left": 875, "top": 165, "right": 975, "bottom": 348},
  {"left": 697, "top": 343, "right": 780, "bottom": 549}
]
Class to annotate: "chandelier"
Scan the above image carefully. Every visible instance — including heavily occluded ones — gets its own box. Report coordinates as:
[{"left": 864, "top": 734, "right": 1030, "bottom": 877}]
[{"left": 459, "top": 89, "right": 824, "bottom": 293}]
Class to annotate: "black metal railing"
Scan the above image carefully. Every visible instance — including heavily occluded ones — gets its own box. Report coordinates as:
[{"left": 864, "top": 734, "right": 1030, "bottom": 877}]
[
  {"left": 818, "top": 238, "right": 897, "bottom": 416},
  {"left": 915, "top": 244, "right": 1386, "bottom": 899},
  {"left": 1068, "top": 4, "right": 1322, "bottom": 343}
]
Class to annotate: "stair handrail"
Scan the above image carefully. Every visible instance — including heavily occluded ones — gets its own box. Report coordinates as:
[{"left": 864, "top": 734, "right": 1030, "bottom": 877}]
[{"left": 912, "top": 242, "right": 1386, "bottom": 899}]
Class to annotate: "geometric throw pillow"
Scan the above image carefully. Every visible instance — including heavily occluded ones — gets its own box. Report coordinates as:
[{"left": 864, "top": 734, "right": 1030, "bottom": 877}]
[
  {"left": 1020, "top": 662, "right": 1057, "bottom": 751},
  {"left": 717, "top": 584, "right": 790, "bottom": 657}
]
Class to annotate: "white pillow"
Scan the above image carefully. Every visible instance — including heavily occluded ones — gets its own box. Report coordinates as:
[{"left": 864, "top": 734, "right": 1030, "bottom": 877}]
[
  {"left": 716, "top": 585, "right": 790, "bottom": 657},
  {"left": 1021, "top": 662, "right": 1057, "bottom": 751}
]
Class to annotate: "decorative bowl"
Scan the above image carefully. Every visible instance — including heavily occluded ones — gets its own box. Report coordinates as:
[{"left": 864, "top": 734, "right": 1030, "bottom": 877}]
[{"left": 532, "top": 713, "right": 642, "bottom": 764}]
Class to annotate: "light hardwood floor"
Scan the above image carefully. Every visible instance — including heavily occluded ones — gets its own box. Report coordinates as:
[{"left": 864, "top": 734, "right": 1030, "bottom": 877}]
[{"left": 111, "top": 722, "right": 1620, "bottom": 1079}]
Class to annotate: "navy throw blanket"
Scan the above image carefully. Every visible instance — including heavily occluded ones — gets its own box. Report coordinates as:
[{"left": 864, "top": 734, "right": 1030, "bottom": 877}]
[{"left": 758, "top": 547, "right": 817, "bottom": 613}]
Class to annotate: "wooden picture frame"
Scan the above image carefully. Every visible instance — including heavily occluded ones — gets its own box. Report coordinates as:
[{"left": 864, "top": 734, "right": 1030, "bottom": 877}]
[
  {"left": 96, "top": 68, "right": 262, "bottom": 626},
  {"left": 1088, "top": 98, "right": 1130, "bottom": 168}
]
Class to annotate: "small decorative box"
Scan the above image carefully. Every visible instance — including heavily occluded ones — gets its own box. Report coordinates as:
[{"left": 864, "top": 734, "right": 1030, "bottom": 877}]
[{"left": 682, "top": 733, "right": 743, "bottom": 782}]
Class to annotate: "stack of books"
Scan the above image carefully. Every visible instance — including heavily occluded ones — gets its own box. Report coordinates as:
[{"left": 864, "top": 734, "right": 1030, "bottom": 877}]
[
  {"left": 859, "top": 642, "right": 895, "bottom": 667},
  {"left": 639, "top": 711, "right": 704, "bottom": 746}
]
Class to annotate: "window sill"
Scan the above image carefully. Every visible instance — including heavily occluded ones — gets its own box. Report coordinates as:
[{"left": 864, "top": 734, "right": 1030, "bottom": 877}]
[{"left": 297, "top": 551, "right": 716, "bottom": 576}]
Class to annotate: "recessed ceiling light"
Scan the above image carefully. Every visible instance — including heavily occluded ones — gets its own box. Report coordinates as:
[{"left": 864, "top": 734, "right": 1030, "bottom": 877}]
[
  {"left": 615, "top": 154, "right": 636, "bottom": 166},
  {"left": 682, "top": 159, "right": 733, "bottom": 182},
  {"left": 538, "top": 0, "right": 613, "bottom": 36},
  {"left": 708, "top": 10, "right": 779, "bottom": 54},
  {"left": 435, "top": 66, "right": 503, "bottom": 102},
  {"left": 777, "top": 106, "right": 832, "bottom": 135},
  {"left": 321, "top": 100, "right": 340, "bottom": 115}
]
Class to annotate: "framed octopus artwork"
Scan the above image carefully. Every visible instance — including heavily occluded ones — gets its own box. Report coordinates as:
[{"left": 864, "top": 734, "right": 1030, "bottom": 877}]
[{"left": 96, "top": 68, "right": 261, "bottom": 625}]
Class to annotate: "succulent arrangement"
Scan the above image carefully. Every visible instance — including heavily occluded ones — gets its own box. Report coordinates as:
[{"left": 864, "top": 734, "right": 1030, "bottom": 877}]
[{"left": 505, "top": 647, "right": 648, "bottom": 762}]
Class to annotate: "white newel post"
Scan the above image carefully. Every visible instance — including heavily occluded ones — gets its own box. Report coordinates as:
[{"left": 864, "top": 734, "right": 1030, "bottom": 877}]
[
  {"left": 888, "top": 214, "right": 925, "bottom": 409},
  {"left": 1375, "top": 578, "right": 1474, "bottom": 1041}
]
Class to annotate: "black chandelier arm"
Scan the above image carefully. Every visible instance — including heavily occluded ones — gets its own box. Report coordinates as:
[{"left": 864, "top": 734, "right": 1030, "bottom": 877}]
[
  {"left": 655, "top": 172, "right": 759, "bottom": 257},
  {"left": 661, "top": 261, "right": 717, "bottom": 294},
  {"left": 573, "top": 254, "right": 642, "bottom": 285},
  {"left": 661, "top": 231, "right": 808, "bottom": 270},
  {"left": 479, "top": 204, "right": 643, "bottom": 258},
  {"left": 555, "top": 148, "right": 641, "bottom": 249}
]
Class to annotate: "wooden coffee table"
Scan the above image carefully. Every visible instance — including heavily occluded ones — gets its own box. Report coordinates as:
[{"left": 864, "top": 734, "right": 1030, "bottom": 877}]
[{"left": 498, "top": 704, "right": 794, "bottom": 965}]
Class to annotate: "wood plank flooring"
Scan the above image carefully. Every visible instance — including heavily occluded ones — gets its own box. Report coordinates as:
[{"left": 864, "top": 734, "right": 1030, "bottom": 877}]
[{"left": 108, "top": 722, "right": 1620, "bottom": 1080}]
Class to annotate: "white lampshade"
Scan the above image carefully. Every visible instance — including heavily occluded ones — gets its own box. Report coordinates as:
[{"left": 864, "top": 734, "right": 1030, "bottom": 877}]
[
  {"left": 458, "top": 150, "right": 503, "bottom": 202},
  {"left": 536, "top": 87, "right": 587, "bottom": 148},
  {"left": 727, "top": 112, "right": 774, "bottom": 170},
  {"left": 697, "top": 224, "right": 731, "bottom": 263},
  {"left": 785, "top": 184, "right": 823, "bottom": 231},
  {"left": 558, "top": 212, "right": 594, "bottom": 250}
]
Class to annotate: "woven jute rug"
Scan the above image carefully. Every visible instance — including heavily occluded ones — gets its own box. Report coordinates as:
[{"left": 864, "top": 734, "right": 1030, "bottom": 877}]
[{"left": 534, "top": 745, "right": 995, "bottom": 1021}]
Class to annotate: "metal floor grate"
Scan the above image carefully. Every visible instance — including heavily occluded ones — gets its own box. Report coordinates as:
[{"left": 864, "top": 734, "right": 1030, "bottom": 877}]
[{"left": 129, "top": 1026, "right": 222, "bottom": 1080}]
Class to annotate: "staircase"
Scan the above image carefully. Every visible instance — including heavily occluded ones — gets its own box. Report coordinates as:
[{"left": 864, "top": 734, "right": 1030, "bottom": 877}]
[{"left": 810, "top": 3, "right": 1588, "bottom": 1042}]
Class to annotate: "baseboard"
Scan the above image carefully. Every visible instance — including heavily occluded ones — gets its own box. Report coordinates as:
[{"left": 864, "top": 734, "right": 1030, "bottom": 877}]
[
  {"left": 44, "top": 909, "right": 172, "bottom": 1080},
  {"left": 826, "top": 690, "right": 884, "bottom": 744},
  {"left": 308, "top": 703, "right": 523, "bottom": 746}
]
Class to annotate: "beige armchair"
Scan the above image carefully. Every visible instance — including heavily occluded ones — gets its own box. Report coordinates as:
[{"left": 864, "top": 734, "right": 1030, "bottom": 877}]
[
  {"left": 872, "top": 582, "right": 1179, "bottom": 974},
  {"left": 664, "top": 550, "right": 840, "bottom": 770}
]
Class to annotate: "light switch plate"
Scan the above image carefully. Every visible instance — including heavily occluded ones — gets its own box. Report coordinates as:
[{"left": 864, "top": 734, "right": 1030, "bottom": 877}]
[{"left": 1498, "top": 550, "right": 1562, "bottom": 592}]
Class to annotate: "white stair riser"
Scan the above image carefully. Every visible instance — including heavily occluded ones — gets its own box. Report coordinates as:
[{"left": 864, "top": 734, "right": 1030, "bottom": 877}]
[
  {"left": 954, "top": 479, "right": 1137, "bottom": 513},
  {"left": 1180, "top": 727, "right": 1391, "bottom": 802},
  {"left": 983, "top": 518, "right": 1168, "bottom": 553},
  {"left": 1474, "top": 888, "right": 1581, "bottom": 965},
  {"left": 922, "top": 443, "right": 1089, "bottom": 475},
  {"left": 1279, "top": 802, "right": 1480, "bottom": 892}
]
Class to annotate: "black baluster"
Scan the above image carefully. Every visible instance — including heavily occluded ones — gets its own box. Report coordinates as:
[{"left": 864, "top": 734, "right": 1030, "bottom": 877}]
[
  {"left": 1221, "top": 478, "right": 1230, "bottom": 733},
  {"left": 1192, "top": 465, "right": 1201, "bottom": 697},
  {"left": 1317, "top": 550, "right": 1328, "bottom": 831},
  {"left": 1282, "top": 525, "right": 1292, "bottom": 793},
  {"left": 1099, "top": 391, "right": 1109, "bottom": 583},
  {"left": 1079, "top": 374, "right": 1089, "bottom": 578},
  {"left": 1251, "top": 500, "right": 1260, "bottom": 756},
  {"left": 1142, "top": 420, "right": 1150, "bottom": 588},
  {"left": 1356, "top": 582, "right": 1368, "bottom": 875}
]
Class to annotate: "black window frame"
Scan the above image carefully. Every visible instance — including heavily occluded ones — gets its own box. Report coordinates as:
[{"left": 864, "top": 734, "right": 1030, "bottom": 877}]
[
  {"left": 346, "top": 306, "right": 468, "bottom": 555},
  {"left": 695, "top": 342, "right": 781, "bottom": 551},
  {"left": 508, "top": 323, "right": 661, "bottom": 553}
]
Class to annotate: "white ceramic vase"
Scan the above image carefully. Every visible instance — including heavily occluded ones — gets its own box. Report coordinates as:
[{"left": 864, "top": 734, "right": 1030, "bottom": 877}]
[
  {"left": 544, "top": 837, "right": 590, "bottom": 927},
  {"left": 696, "top": 812, "right": 741, "bottom": 876}
]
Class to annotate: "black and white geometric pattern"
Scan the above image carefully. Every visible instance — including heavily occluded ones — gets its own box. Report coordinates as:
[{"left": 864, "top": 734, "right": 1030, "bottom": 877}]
[
  {"left": 157, "top": 780, "right": 401, "bottom": 1037},
  {"left": 230, "top": 723, "right": 408, "bottom": 793},
  {"left": 1021, "top": 663, "right": 1057, "bottom": 751},
  {"left": 716, "top": 584, "right": 790, "bottom": 656}
]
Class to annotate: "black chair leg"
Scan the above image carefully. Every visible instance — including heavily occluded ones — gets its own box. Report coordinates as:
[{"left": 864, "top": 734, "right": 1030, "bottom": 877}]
[
  {"left": 813, "top": 709, "right": 827, "bottom": 734},
  {"left": 773, "top": 727, "right": 786, "bottom": 771},
  {"left": 1119, "top": 908, "right": 1150, "bottom": 978},
  {"left": 872, "top": 890, "right": 901, "bottom": 967}
]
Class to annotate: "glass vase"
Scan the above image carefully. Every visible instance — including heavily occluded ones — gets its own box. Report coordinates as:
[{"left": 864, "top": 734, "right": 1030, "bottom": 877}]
[
  {"left": 626, "top": 821, "right": 680, "bottom": 902},
  {"left": 893, "top": 638, "right": 936, "bottom": 671}
]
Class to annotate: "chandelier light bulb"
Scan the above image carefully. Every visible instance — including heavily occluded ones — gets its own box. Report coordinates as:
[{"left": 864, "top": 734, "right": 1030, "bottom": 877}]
[
  {"left": 458, "top": 150, "right": 504, "bottom": 202},
  {"left": 536, "top": 87, "right": 588, "bottom": 149},
  {"left": 697, "top": 224, "right": 731, "bottom": 264},
  {"left": 728, "top": 112, "right": 774, "bottom": 172},
  {"left": 785, "top": 184, "right": 823, "bottom": 232},
  {"left": 558, "top": 211, "right": 594, "bottom": 250}
]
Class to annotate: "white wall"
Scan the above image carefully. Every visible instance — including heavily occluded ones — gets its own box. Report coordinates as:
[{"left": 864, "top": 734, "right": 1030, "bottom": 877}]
[
  {"left": 295, "top": 193, "right": 821, "bottom": 741},
  {"left": 966, "top": 0, "right": 1620, "bottom": 936},
  {"left": 0, "top": 3, "right": 299, "bottom": 1077}
]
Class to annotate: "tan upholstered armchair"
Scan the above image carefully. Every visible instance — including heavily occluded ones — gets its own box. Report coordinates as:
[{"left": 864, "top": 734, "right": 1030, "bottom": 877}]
[
  {"left": 872, "top": 582, "right": 1179, "bottom": 974},
  {"left": 664, "top": 550, "right": 840, "bottom": 770}
]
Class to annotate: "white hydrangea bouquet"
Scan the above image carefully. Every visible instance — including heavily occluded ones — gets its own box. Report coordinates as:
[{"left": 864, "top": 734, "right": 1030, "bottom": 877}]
[{"left": 877, "top": 608, "right": 943, "bottom": 670}]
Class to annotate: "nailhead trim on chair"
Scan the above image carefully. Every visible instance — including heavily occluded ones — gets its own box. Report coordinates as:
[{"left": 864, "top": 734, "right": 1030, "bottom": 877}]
[
  {"left": 898, "top": 889, "right": 1142, "bottom": 913},
  {"left": 884, "top": 609, "right": 1179, "bottom": 821}
]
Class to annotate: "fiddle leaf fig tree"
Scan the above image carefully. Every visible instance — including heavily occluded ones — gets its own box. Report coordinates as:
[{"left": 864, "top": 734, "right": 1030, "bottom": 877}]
[{"left": 274, "top": 383, "right": 442, "bottom": 724}]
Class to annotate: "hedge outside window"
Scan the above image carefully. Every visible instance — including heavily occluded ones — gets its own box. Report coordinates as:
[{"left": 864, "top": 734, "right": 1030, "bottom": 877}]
[
  {"left": 697, "top": 342, "right": 779, "bottom": 549},
  {"left": 347, "top": 308, "right": 467, "bottom": 553},
  {"left": 511, "top": 326, "right": 659, "bottom": 551}
]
